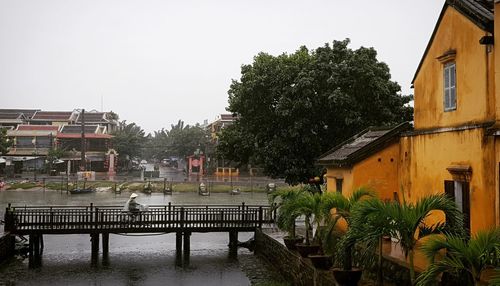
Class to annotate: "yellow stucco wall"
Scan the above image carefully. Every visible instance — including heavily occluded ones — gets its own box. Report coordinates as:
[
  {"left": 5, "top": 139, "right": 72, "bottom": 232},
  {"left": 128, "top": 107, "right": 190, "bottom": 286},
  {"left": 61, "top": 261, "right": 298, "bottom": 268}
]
[
  {"left": 351, "top": 143, "right": 400, "bottom": 201},
  {"left": 413, "top": 7, "right": 494, "bottom": 129},
  {"left": 325, "top": 142, "right": 400, "bottom": 201},
  {"left": 399, "top": 128, "right": 496, "bottom": 233},
  {"left": 325, "top": 167, "right": 353, "bottom": 194}
]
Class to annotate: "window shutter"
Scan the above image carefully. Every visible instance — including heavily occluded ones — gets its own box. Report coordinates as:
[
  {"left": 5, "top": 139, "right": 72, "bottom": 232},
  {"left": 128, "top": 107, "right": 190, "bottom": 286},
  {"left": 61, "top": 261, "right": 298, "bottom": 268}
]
[
  {"left": 444, "top": 180, "right": 454, "bottom": 198},
  {"left": 462, "top": 182, "right": 471, "bottom": 233}
]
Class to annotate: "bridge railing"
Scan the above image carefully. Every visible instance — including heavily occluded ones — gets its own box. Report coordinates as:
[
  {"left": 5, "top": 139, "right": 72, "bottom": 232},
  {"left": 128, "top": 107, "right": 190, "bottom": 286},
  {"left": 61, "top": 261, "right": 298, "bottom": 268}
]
[{"left": 4, "top": 203, "right": 275, "bottom": 233}]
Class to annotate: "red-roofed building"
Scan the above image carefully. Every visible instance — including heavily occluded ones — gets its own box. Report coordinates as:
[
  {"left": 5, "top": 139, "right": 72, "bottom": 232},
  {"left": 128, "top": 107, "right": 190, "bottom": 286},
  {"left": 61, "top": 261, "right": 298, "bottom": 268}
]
[
  {"left": 30, "top": 111, "right": 77, "bottom": 127},
  {"left": 57, "top": 125, "right": 115, "bottom": 173}
]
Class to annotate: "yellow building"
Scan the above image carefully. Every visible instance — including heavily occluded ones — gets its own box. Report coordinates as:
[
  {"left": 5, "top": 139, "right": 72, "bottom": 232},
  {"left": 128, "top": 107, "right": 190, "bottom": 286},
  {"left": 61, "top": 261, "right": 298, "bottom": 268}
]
[{"left": 318, "top": 0, "right": 500, "bottom": 233}]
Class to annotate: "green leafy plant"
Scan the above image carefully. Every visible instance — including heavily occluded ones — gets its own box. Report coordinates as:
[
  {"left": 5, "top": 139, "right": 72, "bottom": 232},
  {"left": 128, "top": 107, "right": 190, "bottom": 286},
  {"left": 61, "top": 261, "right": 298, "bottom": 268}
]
[
  {"left": 416, "top": 228, "right": 500, "bottom": 286},
  {"left": 322, "top": 187, "right": 374, "bottom": 269},
  {"left": 346, "top": 198, "right": 393, "bottom": 285},
  {"left": 269, "top": 188, "right": 304, "bottom": 239},
  {"left": 345, "top": 194, "right": 464, "bottom": 284}
]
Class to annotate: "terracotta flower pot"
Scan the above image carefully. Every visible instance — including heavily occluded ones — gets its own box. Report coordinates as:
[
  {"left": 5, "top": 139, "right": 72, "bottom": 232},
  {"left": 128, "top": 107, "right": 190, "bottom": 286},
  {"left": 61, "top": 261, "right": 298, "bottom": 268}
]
[
  {"left": 332, "top": 268, "right": 362, "bottom": 286},
  {"left": 308, "top": 254, "right": 333, "bottom": 270},
  {"left": 295, "top": 243, "right": 320, "bottom": 258},
  {"left": 283, "top": 236, "right": 304, "bottom": 250}
]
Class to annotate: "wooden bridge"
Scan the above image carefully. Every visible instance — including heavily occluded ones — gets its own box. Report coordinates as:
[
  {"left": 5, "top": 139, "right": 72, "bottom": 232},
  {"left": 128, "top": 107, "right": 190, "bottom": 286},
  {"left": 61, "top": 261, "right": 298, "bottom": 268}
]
[{"left": 3, "top": 202, "right": 275, "bottom": 267}]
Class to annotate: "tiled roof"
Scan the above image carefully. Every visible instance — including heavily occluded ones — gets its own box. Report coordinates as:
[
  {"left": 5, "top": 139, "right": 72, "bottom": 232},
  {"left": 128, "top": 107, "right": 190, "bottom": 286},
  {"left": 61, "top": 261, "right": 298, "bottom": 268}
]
[
  {"left": 31, "top": 111, "right": 73, "bottom": 121},
  {"left": 317, "top": 122, "right": 411, "bottom": 167},
  {"left": 60, "top": 125, "right": 98, "bottom": 134},
  {"left": 17, "top": 125, "right": 59, "bottom": 131},
  {"left": 0, "top": 113, "right": 24, "bottom": 120},
  {"left": 76, "top": 112, "right": 107, "bottom": 123},
  {"left": 57, "top": 133, "right": 112, "bottom": 139},
  {"left": 0, "top": 109, "right": 39, "bottom": 118},
  {"left": 447, "top": 0, "right": 493, "bottom": 31},
  {"left": 219, "top": 114, "right": 237, "bottom": 121}
]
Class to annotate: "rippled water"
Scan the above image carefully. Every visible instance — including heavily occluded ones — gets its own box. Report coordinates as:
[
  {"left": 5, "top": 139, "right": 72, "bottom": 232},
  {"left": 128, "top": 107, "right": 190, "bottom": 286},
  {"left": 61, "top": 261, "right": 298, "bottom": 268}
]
[{"left": 0, "top": 189, "right": 277, "bottom": 285}]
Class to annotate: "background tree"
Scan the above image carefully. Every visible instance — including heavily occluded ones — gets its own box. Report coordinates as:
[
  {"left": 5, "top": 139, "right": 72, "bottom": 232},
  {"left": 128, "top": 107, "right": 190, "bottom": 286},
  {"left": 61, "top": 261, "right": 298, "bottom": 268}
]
[
  {"left": 218, "top": 39, "right": 413, "bottom": 184},
  {"left": 111, "top": 121, "right": 146, "bottom": 170},
  {"left": 46, "top": 147, "right": 65, "bottom": 174},
  {"left": 141, "top": 120, "right": 211, "bottom": 162},
  {"left": 0, "top": 128, "right": 12, "bottom": 155}
]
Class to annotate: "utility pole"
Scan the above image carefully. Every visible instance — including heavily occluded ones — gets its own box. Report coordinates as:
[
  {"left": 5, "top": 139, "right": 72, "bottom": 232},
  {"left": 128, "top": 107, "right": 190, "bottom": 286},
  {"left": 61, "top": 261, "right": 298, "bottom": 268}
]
[{"left": 80, "top": 109, "right": 86, "bottom": 171}]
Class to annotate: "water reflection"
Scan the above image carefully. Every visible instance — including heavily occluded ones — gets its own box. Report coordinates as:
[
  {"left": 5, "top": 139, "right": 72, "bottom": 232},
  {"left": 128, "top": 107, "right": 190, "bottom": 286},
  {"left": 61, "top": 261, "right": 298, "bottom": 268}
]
[{"left": 0, "top": 190, "right": 271, "bottom": 285}]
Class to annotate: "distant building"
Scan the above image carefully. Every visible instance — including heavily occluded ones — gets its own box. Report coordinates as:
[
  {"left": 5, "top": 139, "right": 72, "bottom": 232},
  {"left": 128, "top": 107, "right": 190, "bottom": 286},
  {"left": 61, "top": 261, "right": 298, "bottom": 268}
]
[
  {"left": 29, "top": 111, "right": 77, "bottom": 127},
  {"left": 205, "top": 114, "right": 239, "bottom": 176},
  {"left": 1, "top": 108, "right": 118, "bottom": 175},
  {"left": 206, "top": 114, "right": 237, "bottom": 144},
  {"left": 57, "top": 124, "right": 114, "bottom": 173}
]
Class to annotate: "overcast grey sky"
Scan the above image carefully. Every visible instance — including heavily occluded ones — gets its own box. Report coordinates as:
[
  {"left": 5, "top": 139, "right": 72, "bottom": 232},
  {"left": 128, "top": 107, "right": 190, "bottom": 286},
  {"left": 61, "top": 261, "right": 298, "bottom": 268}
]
[{"left": 0, "top": 0, "right": 443, "bottom": 133}]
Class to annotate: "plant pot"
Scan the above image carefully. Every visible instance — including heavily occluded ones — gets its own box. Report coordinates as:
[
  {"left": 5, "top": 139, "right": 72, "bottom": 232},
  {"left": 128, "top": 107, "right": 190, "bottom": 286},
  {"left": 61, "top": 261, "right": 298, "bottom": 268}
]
[
  {"left": 332, "top": 268, "right": 362, "bottom": 286},
  {"left": 283, "top": 236, "right": 304, "bottom": 250},
  {"left": 295, "top": 243, "right": 320, "bottom": 258},
  {"left": 308, "top": 254, "right": 333, "bottom": 270}
]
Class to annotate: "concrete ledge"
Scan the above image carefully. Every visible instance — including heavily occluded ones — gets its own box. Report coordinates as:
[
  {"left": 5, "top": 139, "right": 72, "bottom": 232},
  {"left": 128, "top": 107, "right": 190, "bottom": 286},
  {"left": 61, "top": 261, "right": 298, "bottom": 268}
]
[{"left": 254, "top": 228, "right": 336, "bottom": 286}]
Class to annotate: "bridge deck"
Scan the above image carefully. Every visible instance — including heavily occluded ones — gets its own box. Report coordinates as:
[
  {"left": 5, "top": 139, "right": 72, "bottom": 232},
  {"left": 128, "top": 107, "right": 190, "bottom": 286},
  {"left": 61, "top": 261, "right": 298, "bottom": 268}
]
[{"left": 4, "top": 203, "right": 275, "bottom": 235}]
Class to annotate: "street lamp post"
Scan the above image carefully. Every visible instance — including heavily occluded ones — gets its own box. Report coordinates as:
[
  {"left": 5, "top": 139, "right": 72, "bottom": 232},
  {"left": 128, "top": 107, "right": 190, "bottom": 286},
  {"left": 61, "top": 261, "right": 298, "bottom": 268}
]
[{"left": 32, "top": 137, "right": 38, "bottom": 182}]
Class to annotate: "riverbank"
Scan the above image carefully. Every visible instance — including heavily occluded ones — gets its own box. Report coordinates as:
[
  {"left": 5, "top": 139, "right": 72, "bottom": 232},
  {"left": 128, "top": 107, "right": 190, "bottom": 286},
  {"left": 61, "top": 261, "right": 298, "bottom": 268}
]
[{"left": 3, "top": 181, "right": 296, "bottom": 194}]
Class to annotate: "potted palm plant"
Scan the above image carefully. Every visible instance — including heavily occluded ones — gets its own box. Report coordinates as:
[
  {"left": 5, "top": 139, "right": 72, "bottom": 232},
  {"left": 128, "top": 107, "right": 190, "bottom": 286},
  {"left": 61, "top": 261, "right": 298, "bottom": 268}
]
[
  {"left": 320, "top": 187, "right": 373, "bottom": 286},
  {"left": 416, "top": 228, "right": 500, "bottom": 286},
  {"left": 347, "top": 193, "right": 464, "bottom": 285},
  {"left": 283, "top": 189, "right": 321, "bottom": 258},
  {"left": 346, "top": 198, "right": 395, "bottom": 286},
  {"left": 269, "top": 188, "right": 305, "bottom": 250}
]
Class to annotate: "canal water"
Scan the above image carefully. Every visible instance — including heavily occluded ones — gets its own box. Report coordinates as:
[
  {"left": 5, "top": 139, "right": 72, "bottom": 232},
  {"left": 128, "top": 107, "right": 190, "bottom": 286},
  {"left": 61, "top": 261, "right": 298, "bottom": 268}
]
[{"left": 0, "top": 189, "right": 282, "bottom": 286}]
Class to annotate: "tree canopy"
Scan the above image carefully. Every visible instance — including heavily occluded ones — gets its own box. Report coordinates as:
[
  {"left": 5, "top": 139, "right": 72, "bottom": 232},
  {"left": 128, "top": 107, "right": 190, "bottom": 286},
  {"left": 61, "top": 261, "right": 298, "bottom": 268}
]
[
  {"left": 111, "top": 121, "right": 146, "bottom": 168},
  {"left": 218, "top": 39, "right": 413, "bottom": 184},
  {"left": 142, "top": 120, "right": 210, "bottom": 161}
]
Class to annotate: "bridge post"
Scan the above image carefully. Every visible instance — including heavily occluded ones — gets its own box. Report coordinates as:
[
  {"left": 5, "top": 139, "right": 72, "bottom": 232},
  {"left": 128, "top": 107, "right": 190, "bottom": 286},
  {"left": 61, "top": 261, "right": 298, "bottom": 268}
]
[
  {"left": 91, "top": 233, "right": 99, "bottom": 262},
  {"left": 175, "top": 231, "right": 182, "bottom": 267},
  {"left": 258, "top": 206, "right": 263, "bottom": 228},
  {"left": 102, "top": 233, "right": 109, "bottom": 258},
  {"left": 229, "top": 230, "right": 238, "bottom": 248},
  {"left": 33, "top": 234, "right": 41, "bottom": 266},
  {"left": 28, "top": 234, "right": 34, "bottom": 266},
  {"left": 28, "top": 234, "right": 42, "bottom": 268},
  {"left": 183, "top": 231, "right": 191, "bottom": 267}
]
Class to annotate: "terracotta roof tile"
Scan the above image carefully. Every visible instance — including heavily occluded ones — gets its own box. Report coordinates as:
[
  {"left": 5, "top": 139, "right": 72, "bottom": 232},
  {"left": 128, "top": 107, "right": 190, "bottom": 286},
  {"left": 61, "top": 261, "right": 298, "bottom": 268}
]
[
  {"left": 31, "top": 111, "right": 73, "bottom": 121},
  {"left": 60, "top": 125, "right": 98, "bottom": 134},
  {"left": 17, "top": 125, "right": 59, "bottom": 131}
]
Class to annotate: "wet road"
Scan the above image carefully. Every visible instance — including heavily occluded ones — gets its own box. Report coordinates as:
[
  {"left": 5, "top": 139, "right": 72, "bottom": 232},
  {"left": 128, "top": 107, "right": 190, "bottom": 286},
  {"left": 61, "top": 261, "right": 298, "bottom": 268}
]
[{"left": 0, "top": 190, "right": 278, "bottom": 286}]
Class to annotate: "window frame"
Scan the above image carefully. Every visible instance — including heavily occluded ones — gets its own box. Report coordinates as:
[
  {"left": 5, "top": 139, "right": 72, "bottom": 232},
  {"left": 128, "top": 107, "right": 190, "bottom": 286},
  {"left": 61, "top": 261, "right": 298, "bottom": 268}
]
[
  {"left": 335, "top": 178, "right": 343, "bottom": 194},
  {"left": 443, "top": 62, "right": 457, "bottom": 112}
]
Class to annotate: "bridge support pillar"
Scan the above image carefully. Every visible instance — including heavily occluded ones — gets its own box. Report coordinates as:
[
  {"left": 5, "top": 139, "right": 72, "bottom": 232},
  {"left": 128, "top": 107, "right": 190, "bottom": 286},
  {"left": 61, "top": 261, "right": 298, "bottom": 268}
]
[
  {"left": 28, "top": 234, "right": 42, "bottom": 268},
  {"left": 229, "top": 231, "right": 238, "bottom": 249},
  {"left": 102, "top": 233, "right": 109, "bottom": 258},
  {"left": 91, "top": 233, "right": 99, "bottom": 262},
  {"left": 183, "top": 232, "right": 191, "bottom": 267},
  {"left": 175, "top": 232, "right": 182, "bottom": 267}
]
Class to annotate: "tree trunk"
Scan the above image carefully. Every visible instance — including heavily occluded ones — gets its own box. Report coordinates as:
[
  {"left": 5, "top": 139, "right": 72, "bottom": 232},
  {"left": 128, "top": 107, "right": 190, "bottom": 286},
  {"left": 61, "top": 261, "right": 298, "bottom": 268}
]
[
  {"left": 377, "top": 237, "right": 383, "bottom": 286},
  {"left": 409, "top": 250, "right": 415, "bottom": 285},
  {"left": 305, "top": 215, "right": 310, "bottom": 245}
]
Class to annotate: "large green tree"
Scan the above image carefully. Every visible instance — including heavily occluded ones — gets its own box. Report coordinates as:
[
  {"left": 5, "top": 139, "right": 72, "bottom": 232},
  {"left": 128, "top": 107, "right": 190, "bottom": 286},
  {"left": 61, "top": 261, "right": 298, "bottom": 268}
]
[
  {"left": 218, "top": 39, "right": 413, "bottom": 184},
  {"left": 111, "top": 121, "right": 146, "bottom": 169}
]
